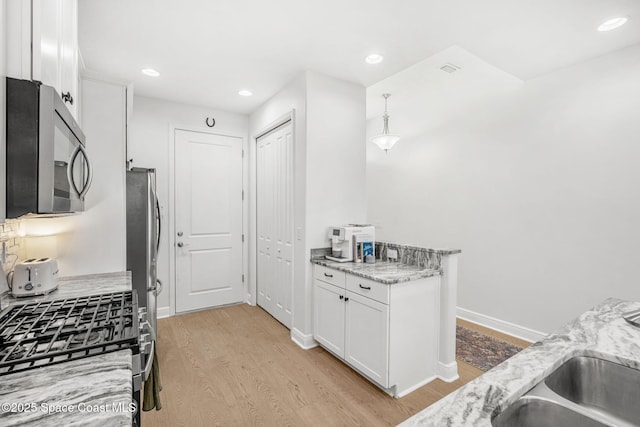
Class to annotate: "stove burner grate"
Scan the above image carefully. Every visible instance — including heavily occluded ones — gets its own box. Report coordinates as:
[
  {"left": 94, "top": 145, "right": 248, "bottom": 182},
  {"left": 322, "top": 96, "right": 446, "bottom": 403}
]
[{"left": 0, "top": 291, "right": 138, "bottom": 376}]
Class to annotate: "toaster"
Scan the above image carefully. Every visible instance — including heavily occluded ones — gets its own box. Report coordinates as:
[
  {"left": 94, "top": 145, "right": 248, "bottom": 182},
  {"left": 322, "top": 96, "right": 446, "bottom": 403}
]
[{"left": 11, "top": 258, "right": 59, "bottom": 297}]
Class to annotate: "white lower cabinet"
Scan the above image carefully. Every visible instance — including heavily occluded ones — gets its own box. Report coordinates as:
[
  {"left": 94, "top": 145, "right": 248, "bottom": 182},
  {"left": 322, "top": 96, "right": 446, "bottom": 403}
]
[
  {"left": 313, "top": 265, "right": 441, "bottom": 397},
  {"left": 314, "top": 280, "right": 346, "bottom": 357},
  {"left": 344, "top": 291, "right": 389, "bottom": 387}
]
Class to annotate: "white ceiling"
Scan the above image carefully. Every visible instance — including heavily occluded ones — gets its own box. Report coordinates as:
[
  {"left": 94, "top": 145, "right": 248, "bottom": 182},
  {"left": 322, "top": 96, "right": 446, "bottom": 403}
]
[{"left": 79, "top": 0, "right": 640, "bottom": 115}]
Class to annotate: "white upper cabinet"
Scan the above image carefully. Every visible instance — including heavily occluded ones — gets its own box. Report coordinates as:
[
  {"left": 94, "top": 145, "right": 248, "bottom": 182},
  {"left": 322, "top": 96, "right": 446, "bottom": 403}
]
[
  {"left": 6, "top": 0, "right": 79, "bottom": 119},
  {"left": 59, "top": 0, "right": 79, "bottom": 119}
]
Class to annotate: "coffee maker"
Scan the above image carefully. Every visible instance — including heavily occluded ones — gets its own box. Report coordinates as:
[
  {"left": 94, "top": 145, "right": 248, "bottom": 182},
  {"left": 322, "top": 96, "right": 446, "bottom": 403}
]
[{"left": 326, "top": 225, "right": 375, "bottom": 262}]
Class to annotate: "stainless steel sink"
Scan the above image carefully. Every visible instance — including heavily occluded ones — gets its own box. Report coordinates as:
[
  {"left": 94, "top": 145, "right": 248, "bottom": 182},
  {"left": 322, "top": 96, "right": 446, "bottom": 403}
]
[
  {"left": 492, "top": 397, "right": 608, "bottom": 427},
  {"left": 492, "top": 356, "right": 640, "bottom": 427},
  {"left": 545, "top": 356, "right": 640, "bottom": 425}
]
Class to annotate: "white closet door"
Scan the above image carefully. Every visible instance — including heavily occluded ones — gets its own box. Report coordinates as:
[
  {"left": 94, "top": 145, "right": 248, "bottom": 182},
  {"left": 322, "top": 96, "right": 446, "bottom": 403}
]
[{"left": 257, "top": 121, "right": 293, "bottom": 328}]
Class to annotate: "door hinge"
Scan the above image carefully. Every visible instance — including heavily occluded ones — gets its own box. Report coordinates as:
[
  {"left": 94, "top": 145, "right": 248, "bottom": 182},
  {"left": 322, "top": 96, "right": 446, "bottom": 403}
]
[
  {"left": 242, "top": 234, "right": 245, "bottom": 242},
  {"left": 242, "top": 190, "right": 244, "bottom": 200},
  {"left": 242, "top": 274, "right": 245, "bottom": 283},
  {"left": 242, "top": 149, "right": 245, "bottom": 158}
]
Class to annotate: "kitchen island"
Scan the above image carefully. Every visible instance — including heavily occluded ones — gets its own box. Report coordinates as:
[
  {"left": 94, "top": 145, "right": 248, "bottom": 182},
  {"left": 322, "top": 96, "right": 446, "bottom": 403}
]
[
  {"left": 399, "top": 298, "right": 640, "bottom": 426},
  {"left": 311, "top": 242, "right": 461, "bottom": 397},
  {"left": 0, "top": 272, "right": 135, "bottom": 427}
]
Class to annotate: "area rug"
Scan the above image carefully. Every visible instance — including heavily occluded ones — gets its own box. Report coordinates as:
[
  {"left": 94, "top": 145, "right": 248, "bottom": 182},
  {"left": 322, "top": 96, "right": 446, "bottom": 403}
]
[{"left": 456, "top": 325, "right": 524, "bottom": 371}]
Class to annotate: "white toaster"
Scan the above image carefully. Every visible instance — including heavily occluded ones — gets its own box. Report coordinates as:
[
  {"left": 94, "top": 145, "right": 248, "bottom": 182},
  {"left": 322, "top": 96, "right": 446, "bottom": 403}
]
[{"left": 11, "top": 258, "right": 59, "bottom": 297}]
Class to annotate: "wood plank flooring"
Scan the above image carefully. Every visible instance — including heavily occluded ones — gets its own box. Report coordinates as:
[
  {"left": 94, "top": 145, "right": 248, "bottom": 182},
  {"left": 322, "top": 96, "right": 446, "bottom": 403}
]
[{"left": 142, "top": 304, "right": 530, "bottom": 427}]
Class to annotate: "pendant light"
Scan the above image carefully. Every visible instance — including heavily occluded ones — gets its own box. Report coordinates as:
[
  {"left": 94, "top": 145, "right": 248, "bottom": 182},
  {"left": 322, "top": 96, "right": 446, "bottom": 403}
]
[{"left": 370, "top": 93, "right": 400, "bottom": 153}]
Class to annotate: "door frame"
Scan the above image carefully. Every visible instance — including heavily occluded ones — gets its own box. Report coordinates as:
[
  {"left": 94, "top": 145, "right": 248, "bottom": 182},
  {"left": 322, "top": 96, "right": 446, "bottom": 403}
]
[
  {"left": 168, "top": 124, "right": 249, "bottom": 317},
  {"left": 249, "top": 110, "right": 295, "bottom": 308}
]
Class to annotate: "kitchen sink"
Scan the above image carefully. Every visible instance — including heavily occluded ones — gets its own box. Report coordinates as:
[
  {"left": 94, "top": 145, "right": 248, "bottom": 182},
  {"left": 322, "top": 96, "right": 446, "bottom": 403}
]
[
  {"left": 545, "top": 356, "right": 640, "bottom": 425},
  {"left": 492, "top": 356, "right": 640, "bottom": 427},
  {"left": 492, "top": 397, "right": 608, "bottom": 427}
]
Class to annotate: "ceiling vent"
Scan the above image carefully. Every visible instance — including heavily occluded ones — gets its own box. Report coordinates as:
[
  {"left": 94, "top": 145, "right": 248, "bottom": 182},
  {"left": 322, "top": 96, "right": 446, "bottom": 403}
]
[{"left": 440, "top": 63, "right": 461, "bottom": 73}]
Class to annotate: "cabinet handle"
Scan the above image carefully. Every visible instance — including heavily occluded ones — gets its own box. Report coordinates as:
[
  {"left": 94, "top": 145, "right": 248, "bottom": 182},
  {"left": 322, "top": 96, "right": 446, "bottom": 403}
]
[
  {"left": 339, "top": 295, "right": 344, "bottom": 300},
  {"left": 359, "top": 284, "right": 371, "bottom": 290},
  {"left": 62, "top": 91, "right": 74, "bottom": 105},
  {"left": 324, "top": 273, "right": 333, "bottom": 278},
  {"left": 344, "top": 297, "right": 349, "bottom": 302}
]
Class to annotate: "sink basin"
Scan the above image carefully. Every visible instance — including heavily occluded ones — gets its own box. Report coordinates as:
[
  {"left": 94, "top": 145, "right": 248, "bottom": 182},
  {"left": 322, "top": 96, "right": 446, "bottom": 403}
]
[
  {"left": 545, "top": 356, "right": 640, "bottom": 425},
  {"left": 492, "top": 356, "right": 640, "bottom": 427},
  {"left": 492, "top": 397, "right": 607, "bottom": 427}
]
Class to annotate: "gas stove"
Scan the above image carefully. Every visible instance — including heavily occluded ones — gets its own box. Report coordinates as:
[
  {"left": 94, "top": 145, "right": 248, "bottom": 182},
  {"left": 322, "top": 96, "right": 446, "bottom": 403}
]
[{"left": 0, "top": 291, "right": 140, "bottom": 376}]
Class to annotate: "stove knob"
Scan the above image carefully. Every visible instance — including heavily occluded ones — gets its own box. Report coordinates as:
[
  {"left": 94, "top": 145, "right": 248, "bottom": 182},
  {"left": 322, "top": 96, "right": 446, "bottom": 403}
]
[{"left": 25, "top": 283, "right": 34, "bottom": 291}]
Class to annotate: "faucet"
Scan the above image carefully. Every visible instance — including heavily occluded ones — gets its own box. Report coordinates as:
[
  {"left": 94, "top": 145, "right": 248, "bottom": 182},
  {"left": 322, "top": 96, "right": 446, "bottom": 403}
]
[{"left": 623, "top": 309, "right": 640, "bottom": 328}]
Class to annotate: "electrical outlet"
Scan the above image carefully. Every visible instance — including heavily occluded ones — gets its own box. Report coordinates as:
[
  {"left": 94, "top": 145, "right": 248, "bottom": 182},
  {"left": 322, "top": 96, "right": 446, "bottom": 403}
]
[{"left": 387, "top": 248, "right": 398, "bottom": 260}]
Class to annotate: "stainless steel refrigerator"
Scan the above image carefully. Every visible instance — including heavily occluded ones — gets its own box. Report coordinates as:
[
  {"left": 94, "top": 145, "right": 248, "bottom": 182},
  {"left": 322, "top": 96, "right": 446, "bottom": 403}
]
[{"left": 126, "top": 168, "right": 161, "bottom": 339}]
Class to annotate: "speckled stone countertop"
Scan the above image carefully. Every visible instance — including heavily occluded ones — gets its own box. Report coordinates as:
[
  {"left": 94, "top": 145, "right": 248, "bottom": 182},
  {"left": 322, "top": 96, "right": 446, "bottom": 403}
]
[
  {"left": 1, "top": 271, "right": 131, "bottom": 308},
  {"left": 0, "top": 350, "right": 133, "bottom": 426},
  {"left": 398, "top": 298, "right": 640, "bottom": 427},
  {"left": 0, "top": 272, "right": 134, "bottom": 426},
  {"left": 311, "top": 257, "right": 441, "bottom": 284}
]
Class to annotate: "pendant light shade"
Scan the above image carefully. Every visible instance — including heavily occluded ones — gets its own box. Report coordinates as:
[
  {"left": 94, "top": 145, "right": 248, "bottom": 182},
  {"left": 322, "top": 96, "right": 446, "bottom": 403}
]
[{"left": 370, "top": 93, "right": 400, "bottom": 152}]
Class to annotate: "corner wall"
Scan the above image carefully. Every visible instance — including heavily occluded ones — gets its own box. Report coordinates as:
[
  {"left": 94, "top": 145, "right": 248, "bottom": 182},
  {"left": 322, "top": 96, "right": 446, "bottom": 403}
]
[
  {"left": 366, "top": 44, "right": 640, "bottom": 334},
  {"left": 249, "top": 71, "right": 366, "bottom": 342},
  {"left": 20, "top": 78, "right": 129, "bottom": 278},
  {"left": 128, "top": 95, "right": 248, "bottom": 316}
]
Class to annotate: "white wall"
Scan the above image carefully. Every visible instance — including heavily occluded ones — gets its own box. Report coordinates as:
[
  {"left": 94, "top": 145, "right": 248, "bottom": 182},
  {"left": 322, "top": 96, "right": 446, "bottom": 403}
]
[
  {"left": 249, "top": 71, "right": 366, "bottom": 341},
  {"left": 23, "top": 77, "right": 128, "bottom": 277},
  {"left": 128, "top": 95, "right": 248, "bottom": 316},
  {"left": 306, "top": 72, "right": 367, "bottom": 247},
  {"left": 367, "top": 44, "right": 640, "bottom": 334}
]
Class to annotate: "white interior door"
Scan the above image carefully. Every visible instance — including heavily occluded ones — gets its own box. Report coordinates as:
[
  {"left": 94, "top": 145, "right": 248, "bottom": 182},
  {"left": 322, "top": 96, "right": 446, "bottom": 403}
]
[
  {"left": 175, "top": 129, "right": 243, "bottom": 313},
  {"left": 257, "top": 122, "right": 293, "bottom": 328}
]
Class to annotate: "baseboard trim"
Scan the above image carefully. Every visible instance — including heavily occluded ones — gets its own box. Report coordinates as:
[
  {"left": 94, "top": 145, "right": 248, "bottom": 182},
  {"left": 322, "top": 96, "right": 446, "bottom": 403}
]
[
  {"left": 436, "top": 361, "right": 459, "bottom": 383},
  {"left": 457, "top": 307, "right": 546, "bottom": 343},
  {"left": 394, "top": 375, "right": 438, "bottom": 398},
  {"left": 291, "top": 328, "right": 318, "bottom": 350},
  {"left": 157, "top": 306, "right": 172, "bottom": 319}
]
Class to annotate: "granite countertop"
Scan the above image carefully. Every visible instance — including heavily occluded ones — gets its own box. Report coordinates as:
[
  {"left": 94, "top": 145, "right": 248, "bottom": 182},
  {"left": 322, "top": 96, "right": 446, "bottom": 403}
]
[
  {"left": 311, "top": 258, "right": 442, "bottom": 284},
  {"left": 0, "top": 351, "right": 133, "bottom": 426},
  {"left": 0, "top": 272, "right": 134, "bottom": 427},
  {"left": 1, "top": 271, "right": 131, "bottom": 309},
  {"left": 398, "top": 298, "right": 640, "bottom": 426}
]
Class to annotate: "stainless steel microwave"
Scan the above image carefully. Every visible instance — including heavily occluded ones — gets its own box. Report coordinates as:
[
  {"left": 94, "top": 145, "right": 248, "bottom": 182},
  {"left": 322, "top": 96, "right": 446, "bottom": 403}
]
[{"left": 6, "top": 77, "right": 92, "bottom": 218}]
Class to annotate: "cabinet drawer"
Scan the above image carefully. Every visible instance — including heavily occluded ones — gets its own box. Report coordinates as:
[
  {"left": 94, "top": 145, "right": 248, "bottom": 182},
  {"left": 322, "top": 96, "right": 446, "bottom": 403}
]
[
  {"left": 314, "top": 265, "right": 346, "bottom": 288},
  {"left": 346, "top": 275, "right": 389, "bottom": 305}
]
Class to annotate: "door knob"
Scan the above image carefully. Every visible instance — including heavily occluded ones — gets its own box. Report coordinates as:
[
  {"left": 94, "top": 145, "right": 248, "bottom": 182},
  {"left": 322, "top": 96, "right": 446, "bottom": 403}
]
[
  {"left": 177, "top": 242, "right": 184, "bottom": 247},
  {"left": 177, "top": 231, "right": 183, "bottom": 237}
]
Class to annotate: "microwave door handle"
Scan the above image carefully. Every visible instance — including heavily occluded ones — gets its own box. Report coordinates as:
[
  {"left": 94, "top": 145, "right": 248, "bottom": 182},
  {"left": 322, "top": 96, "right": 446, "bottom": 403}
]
[
  {"left": 77, "top": 144, "right": 93, "bottom": 199},
  {"left": 67, "top": 145, "right": 82, "bottom": 197}
]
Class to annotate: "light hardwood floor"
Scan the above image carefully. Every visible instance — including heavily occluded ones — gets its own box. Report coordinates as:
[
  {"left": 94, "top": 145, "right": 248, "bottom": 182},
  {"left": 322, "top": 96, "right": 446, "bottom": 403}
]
[{"left": 142, "top": 304, "right": 530, "bottom": 427}]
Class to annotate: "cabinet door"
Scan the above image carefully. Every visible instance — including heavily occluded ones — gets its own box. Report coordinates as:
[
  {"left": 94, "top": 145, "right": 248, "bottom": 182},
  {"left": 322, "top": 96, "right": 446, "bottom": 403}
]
[
  {"left": 32, "top": 0, "right": 62, "bottom": 90},
  {"left": 59, "top": 0, "right": 78, "bottom": 119},
  {"left": 313, "top": 280, "right": 345, "bottom": 358},
  {"left": 345, "top": 292, "right": 389, "bottom": 387}
]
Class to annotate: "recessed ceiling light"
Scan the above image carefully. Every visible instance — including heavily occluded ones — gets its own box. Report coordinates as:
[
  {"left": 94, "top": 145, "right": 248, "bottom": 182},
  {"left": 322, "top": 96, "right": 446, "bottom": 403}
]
[
  {"left": 141, "top": 68, "right": 160, "bottom": 77},
  {"left": 238, "top": 89, "right": 253, "bottom": 97},
  {"left": 365, "top": 54, "right": 384, "bottom": 65},
  {"left": 597, "top": 17, "right": 628, "bottom": 32}
]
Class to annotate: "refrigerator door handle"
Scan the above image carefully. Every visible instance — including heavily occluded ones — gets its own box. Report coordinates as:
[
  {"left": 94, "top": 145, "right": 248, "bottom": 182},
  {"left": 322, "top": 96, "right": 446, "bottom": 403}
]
[
  {"left": 154, "top": 279, "right": 163, "bottom": 296},
  {"left": 155, "top": 196, "right": 162, "bottom": 252}
]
